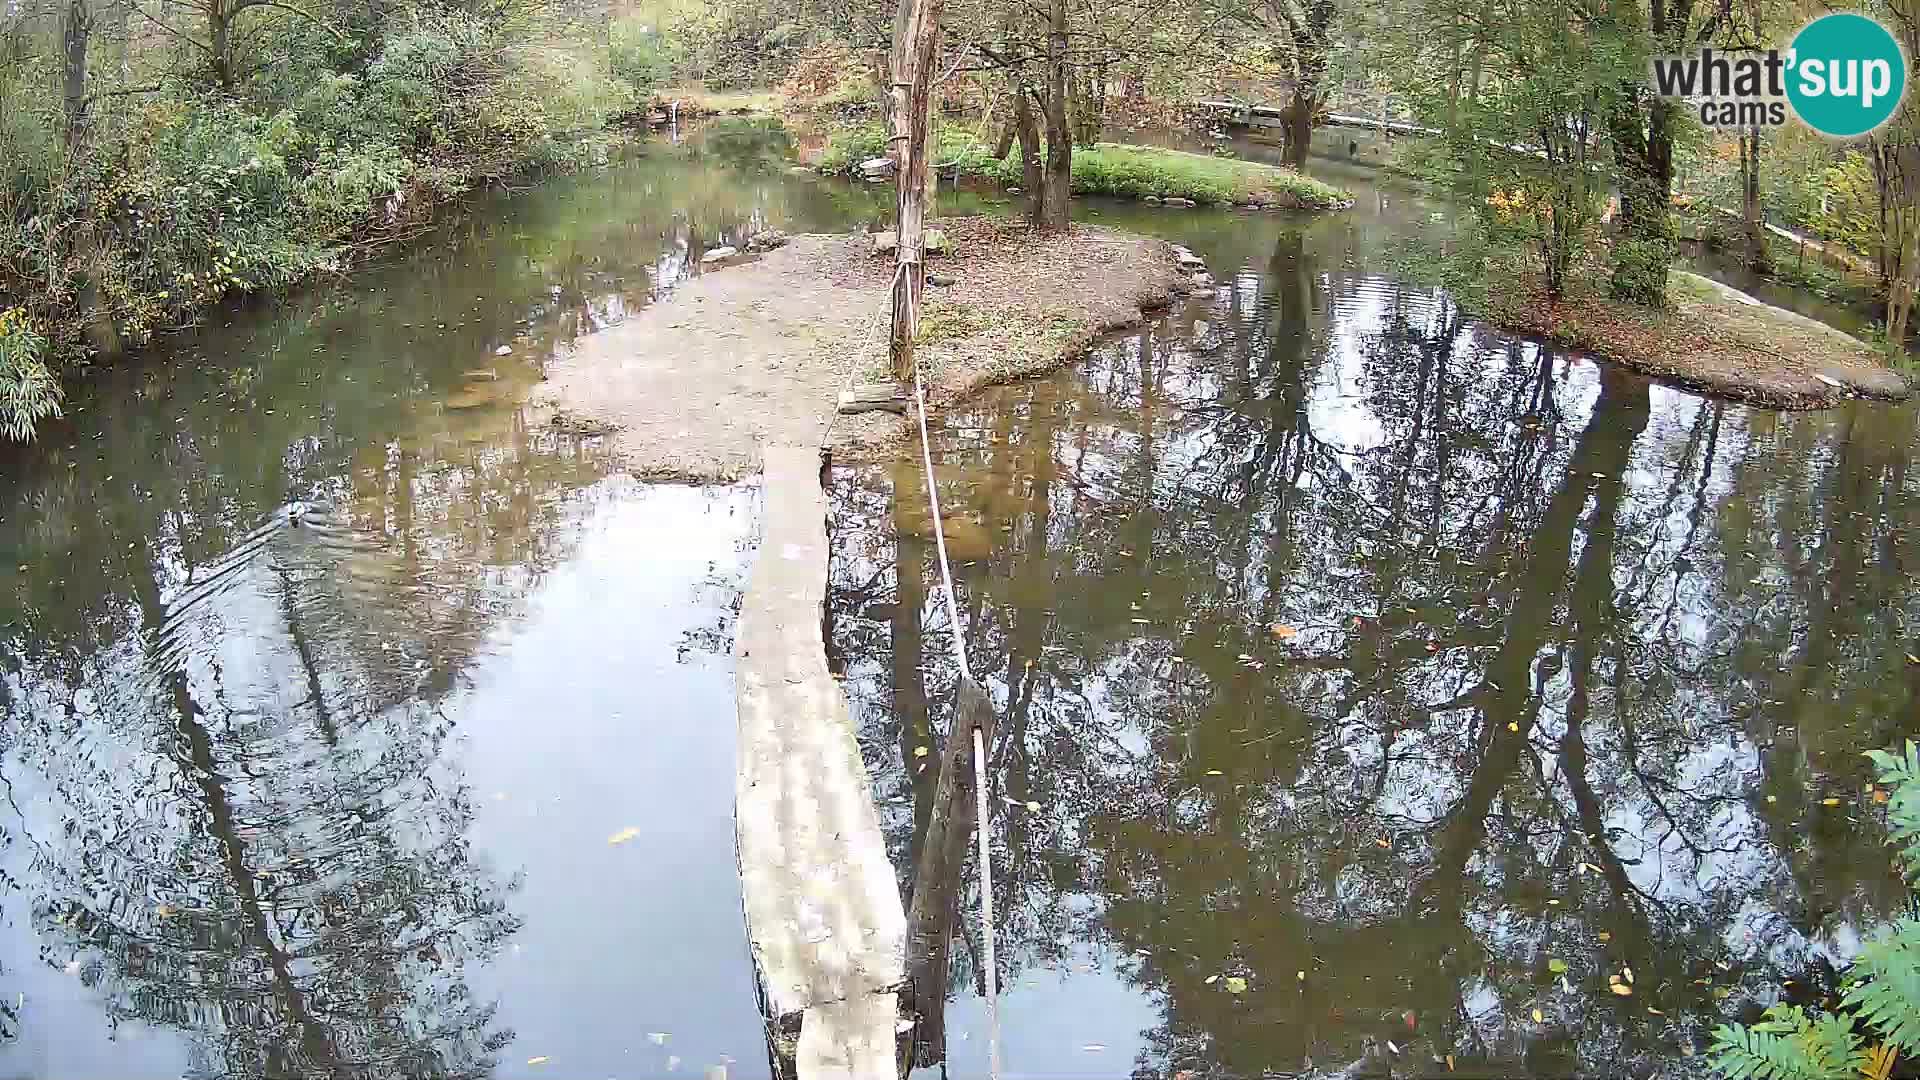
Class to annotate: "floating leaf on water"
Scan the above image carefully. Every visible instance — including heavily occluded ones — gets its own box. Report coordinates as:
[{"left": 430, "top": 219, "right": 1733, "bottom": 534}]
[
  {"left": 1205, "top": 974, "right": 1219, "bottom": 985},
  {"left": 1026, "top": 801, "right": 1041, "bottom": 812},
  {"left": 1623, "top": 966, "right": 1634, "bottom": 984},
  {"left": 1225, "top": 977, "right": 1248, "bottom": 994},
  {"left": 1875, "top": 789, "right": 1890, "bottom": 804},
  {"left": 896, "top": 1019, "right": 916, "bottom": 1033},
  {"left": 1386, "top": 1040, "right": 1400, "bottom": 1055},
  {"left": 63, "top": 959, "right": 80, "bottom": 976},
  {"left": 1548, "top": 959, "right": 1567, "bottom": 974},
  {"left": 1531, "top": 1008, "right": 1544, "bottom": 1024},
  {"left": 1507, "top": 722, "right": 1520, "bottom": 732},
  {"left": 526, "top": 1057, "right": 549, "bottom": 1066},
  {"left": 1080, "top": 1044, "right": 1107, "bottom": 1053},
  {"left": 155, "top": 904, "right": 178, "bottom": 919},
  {"left": 1446, "top": 1054, "right": 1456, "bottom": 1071},
  {"left": 913, "top": 746, "right": 929, "bottom": 758},
  {"left": 1597, "top": 932, "right": 1612, "bottom": 942},
  {"left": 1297, "top": 970, "right": 1306, "bottom": 981},
  {"left": 1609, "top": 983, "right": 1633, "bottom": 996},
  {"left": 648, "top": 1033, "right": 670, "bottom": 1045},
  {"left": 607, "top": 827, "right": 641, "bottom": 846},
  {"left": 1206, "top": 769, "right": 1223, "bottom": 776},
  {"left": 1766, "top": 794, "right": 1778, "bottom": 804},
  {"left": 1680, "top": 1043, "right": 1696, "bottom": 1058},
  {"left": 1580, "top": 862, "right": 1602, "bottom": 875},
  {"left": 1270, "top": 624, "right": 1298, "bottom": 638},
  {"left": 1647, "top": 1007, "right": 1664, "bottom": 1016},
  {"left": 1375, "top": 837, "right": 1391, "bottom": 849}
]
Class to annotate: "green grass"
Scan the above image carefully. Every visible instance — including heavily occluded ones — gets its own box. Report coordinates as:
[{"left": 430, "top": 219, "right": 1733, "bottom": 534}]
[{"left": 818, "top": 123, "right": 1352, "bottom": 210}]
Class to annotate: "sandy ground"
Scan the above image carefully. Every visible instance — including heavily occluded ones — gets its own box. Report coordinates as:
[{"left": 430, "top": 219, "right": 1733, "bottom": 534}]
[
  {"left": 531, "top": 218, "right": 1189, "bottom": 481},
  {"left": 1494, "top": 270, "right": 1911, "bottom": 409}
]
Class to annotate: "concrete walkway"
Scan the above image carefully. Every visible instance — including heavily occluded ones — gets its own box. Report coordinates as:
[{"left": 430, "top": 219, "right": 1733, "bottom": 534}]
[{"left": 735, "top": 446, "right": 905, "bottom": 1079}]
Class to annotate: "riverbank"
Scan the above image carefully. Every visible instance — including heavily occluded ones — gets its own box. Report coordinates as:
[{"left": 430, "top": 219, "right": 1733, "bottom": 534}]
[
  {"left": 1488, "top": 270, "right": 1911, "bottom": 408},
  {"left": 532, "top": 216, "right": 1191, "bottom": 480}
]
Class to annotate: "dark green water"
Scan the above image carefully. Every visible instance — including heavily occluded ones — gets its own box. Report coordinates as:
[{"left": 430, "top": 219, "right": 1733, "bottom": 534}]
[{"left": 0, "top": 119, "right": 1914, "bottom": 1079}]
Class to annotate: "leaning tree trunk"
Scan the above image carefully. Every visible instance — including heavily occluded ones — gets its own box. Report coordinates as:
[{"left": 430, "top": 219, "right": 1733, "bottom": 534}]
[
  {"left": 886, "top": 0, "right": 947, "bottom": 381},
  {"left": 1014, "top": 82, "right": 1044, "bottom": 224}
]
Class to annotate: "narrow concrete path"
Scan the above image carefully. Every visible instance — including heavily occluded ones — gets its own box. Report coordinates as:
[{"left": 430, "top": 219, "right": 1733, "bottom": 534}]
[{"left": 735, "top": 446, "right": 905, "bottom": 1079}]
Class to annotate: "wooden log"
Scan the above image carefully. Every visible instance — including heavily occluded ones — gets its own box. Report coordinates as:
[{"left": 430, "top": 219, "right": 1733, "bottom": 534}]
[{"left": 837, "top": 384, "right": 909, "bottom": 415}]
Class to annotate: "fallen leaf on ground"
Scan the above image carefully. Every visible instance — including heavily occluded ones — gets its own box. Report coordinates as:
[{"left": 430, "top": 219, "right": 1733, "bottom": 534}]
[{"left": 607, "top": 827, "right": 641, "bottom": 845}]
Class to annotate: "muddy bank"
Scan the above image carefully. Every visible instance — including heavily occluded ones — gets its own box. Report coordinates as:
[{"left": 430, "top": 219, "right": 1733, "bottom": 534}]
[
  {"left": 532, "top": 217, "right": 1191, "bottom": 480},
  {"left": 1491, "top": 270, "right": 1910, "bottom": 409}
]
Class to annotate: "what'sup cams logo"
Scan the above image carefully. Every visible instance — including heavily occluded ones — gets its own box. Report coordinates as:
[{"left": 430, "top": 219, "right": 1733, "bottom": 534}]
[{"left": 1651, "top": 12, "right": 1909, "bottom": 138}]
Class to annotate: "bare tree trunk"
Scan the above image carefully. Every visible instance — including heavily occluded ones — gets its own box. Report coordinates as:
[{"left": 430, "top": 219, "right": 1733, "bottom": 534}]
[
  {"left": 1036, "top": 0, "right": 1071, "bottom": 231},
  {"left": 210, "top": 0, "right": 233, "bottom": 88},
  {"left": 62, "top": 0, "right": 89, "bottom": 150},
  {"left": 886, "top": 0, "right": 947, "bottom": 381},
  {"left": 1741, "top": 127, "right": 1770, "bottom": 272}
]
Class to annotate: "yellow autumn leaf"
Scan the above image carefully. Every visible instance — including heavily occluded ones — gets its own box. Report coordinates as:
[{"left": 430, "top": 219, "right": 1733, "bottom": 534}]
[
  {"left": 914, "top": 746, "right": 929, "bottom": 758},
  {"left": 1610, "top": 983, "right": 1633, "bottom": 996},
  {"left": 607, "top": 827, "right": 641, "bottom": 845},
  {"left": 1446, "top": 1054, "right": 1456, "bottom": 1072},
  {"left": 1862, "top": 1041, "right": 1896, "bottom": 1080},
  {"left": 1823, "top": 797, "right": 1842, "bottom": 807},
  {"left": 1531, "top": 1008, "right": 1544, "bottom": 1023},
  {"left": 155, "top": 904, "right": 178, "bottom": 919},
  {"left": 1375, "top": 837, "right": 1391, "bottom": 848},
  {"left": 1225, "top": 976, "right": 1248, "bottom": 994},
  {"left": 527, "top": 1057, "right": 549, "bottom": 1066},
  {"left": 1270, "top": 623, "right": 1298, "bottom": 638},
  {"left": 1597, "top": 931, "right": 1612, "bottom": 942}
]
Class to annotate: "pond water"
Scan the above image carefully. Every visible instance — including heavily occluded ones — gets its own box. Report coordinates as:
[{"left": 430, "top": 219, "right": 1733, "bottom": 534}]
[{"left": 0, "top": 119, "right": 1914, "bottom": 1079}]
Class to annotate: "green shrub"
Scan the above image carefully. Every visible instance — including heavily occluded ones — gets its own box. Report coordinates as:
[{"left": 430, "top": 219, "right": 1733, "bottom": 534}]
[
  {"left": 1609, "top": 236, "right": 1675, "bottom": 308},
  {"left": 0, "top": 308, "right": 59, "bottom": 441},
  {"left": 612, "top": 16, "right": 681, "bottom": 95}
]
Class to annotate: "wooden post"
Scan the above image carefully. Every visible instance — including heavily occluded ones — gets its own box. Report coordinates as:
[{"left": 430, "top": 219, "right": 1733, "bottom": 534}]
[{"left": 888, "top": 0, "right": 946, "bottom": 384}]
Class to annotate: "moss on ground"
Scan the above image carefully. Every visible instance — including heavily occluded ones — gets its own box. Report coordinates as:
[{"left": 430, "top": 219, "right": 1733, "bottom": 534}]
[{"left": 818, "top": 123, "right": 1352, "bottom": 210}]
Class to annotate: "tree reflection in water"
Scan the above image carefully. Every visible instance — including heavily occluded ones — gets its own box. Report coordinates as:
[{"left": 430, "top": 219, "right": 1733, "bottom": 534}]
[{"left": 829, "top": 227, "right": 1919, "bottom": 1078}]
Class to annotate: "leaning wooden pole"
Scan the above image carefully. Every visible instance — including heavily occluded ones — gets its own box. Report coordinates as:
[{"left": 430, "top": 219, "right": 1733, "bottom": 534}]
[{"left": 888, "top": 0, "right": 946, "bottom": 383}]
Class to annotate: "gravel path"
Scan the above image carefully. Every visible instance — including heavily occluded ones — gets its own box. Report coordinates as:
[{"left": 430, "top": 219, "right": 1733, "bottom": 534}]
[{"left": 531, "top": 219, "right": 1190, "bottom": 481}]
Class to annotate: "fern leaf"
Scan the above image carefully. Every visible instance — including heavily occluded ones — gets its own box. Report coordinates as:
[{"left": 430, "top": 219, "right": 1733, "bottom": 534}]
[
  {"left": 1711, "top": 1019, "right": 1852, "bottom": 1080},
  {"left": 1869, "top": 741, "right": 1920, "bottom": 879},
  {"left": 1844, "top": 920, "right": 1920, "bottom": 1054},
  {"left": 1860, "top": 1042, "right": 1896, "bottom": 1080}
]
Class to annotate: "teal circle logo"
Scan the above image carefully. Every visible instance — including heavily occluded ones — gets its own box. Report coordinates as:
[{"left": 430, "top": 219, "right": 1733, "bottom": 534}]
[{"left": 1787, "top": 13, "right": 1908, "bottom": 138}]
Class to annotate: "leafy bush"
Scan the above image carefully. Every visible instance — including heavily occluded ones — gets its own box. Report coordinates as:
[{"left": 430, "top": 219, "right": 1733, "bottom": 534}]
[
  {"left": 1609, "top": 236, "right": 1674, "bottom": 308},
  {"left": 612, "top": 16, "right": 682, "bottom": 95},
  {"left": 1709, "top": 741, "right": 1920, "bottom": 1080},
  {"left": 0, "top": 308, "right": 59, "bottom": 440}
]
